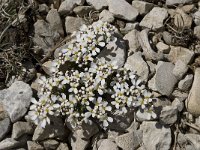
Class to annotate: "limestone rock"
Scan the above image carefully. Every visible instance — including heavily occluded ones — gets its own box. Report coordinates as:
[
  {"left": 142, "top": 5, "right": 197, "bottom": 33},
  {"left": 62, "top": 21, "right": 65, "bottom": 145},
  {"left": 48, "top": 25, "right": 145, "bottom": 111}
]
[
  {"left": 166, "top": 0, "right": 193, "bottom": 6},
  {"left": 178, "top": 74, "right": 193, "bottom": 91},
  {"left": 108, "top": 0, "right": 139, "bottom": 21},
  {"left": 73, "top": 6, "right": 94, "bottom": 17},
  {"left": 27, "top": 141, "right": 44, "bottom": 150},
  {"left": 173, "top": 60, "right": 188, "bottom": 79},
  {"left": 86, "top": 0, "right": 108, "bottom": 10},
  {"left": 65, "top": 16, "right": 85, "bottom": 34},
  {"left": 194, "top": 25, "right": 200, "bottom": 40},
  {"left": 56, "top": 143, "right": 69, "bottom": 150},
  {"left": 132, "top": 1, "right": 154, "bottom": 16},
  {"left": 140, "top": 7, "right": 168, "bottom": 31},
  {"left": 194, "top": 10, "right": 200, "bottom": 26},
  {"left": 43, "top": 139, "right": 59, "bottom": 150},
  {"left": 98, "top": 139, "right": 119, "bottom": 150},
  {"left": 159, "top": 106, "right": 178, "bottom": 125},
  {"left": 156, "top": 42, "right": 170, "bottom": 54},
  {"left": 99, "top": 10, "right": 115, "bottom": 23}
]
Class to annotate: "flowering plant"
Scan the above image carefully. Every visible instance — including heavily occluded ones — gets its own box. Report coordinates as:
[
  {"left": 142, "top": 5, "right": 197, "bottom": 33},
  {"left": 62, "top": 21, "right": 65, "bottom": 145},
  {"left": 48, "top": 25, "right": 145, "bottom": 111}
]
[{"left": 28, "top": 21, "right": 157, "bottom": 129}]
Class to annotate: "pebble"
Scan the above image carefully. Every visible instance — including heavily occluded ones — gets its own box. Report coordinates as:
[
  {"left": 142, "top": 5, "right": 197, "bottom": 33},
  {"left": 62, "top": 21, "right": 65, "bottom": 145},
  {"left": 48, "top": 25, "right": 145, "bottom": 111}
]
[
  {"left": 178, "top": 74, "right": 194, "bottom": 91},
  {"left": 173, "top": 60, "right": 188, "bottom": 80}
]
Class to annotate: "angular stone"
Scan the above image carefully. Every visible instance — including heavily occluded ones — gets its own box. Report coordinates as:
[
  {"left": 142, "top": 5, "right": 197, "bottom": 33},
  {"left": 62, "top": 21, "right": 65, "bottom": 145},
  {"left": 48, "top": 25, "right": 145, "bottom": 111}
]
[
  {"left": 186, "top": 68, "right": 200, "bottom": 116},
  {"left": 98, "top": 139, "right": 119, "bottom": 150},
  {"left": 156, "top": 42, "right": 170, "bottom": 54},
  {"left": 42, "top": 61, "right": 53, "bottom": 76},
  {"left": 194, "top": 10, "right": 200, "bottom": 26},
  {"left": 108, "top": 0, "right": 139, "bottom": 21},
  {"left": 141, "top": 121, "right": 171, "bottom": 150},
  {"left": 140, "top": 7, "right": 168, "bottom": 31},
  {"left": 43, "top": 139, "right": 59, "bottom": 150},
  {"left": 124, "top": 52, "right": 149, "bottom": 82},
  {"left": 132, "top": 1, "right": 154, "bottom": 16},
  {"left": 12, "top": 122, "right": 34, "bottom": 140},
  {"left": 178, "top": 74, "right": 193, "bottom": 91},
  {"left": 155, "top": 61, "right": 178, "bottom": 96},
  {"left": 0, "top": 138, "right": 21, "bottom": 150},
  {"left": 86, "top": 0, "right": 108, "bottom": 10},
  {"left": 115, "top": 131, "right": 142, "bottom": 150},
  {"left": 174, "top": 8, "right": 192, "bottom": 28},
  {"left": 123, "top": 29, "right": 140, "bottom": 54},
  {"left": 0, "top": 81, "right": 32, "bottom": 123},
  {"left": 168, "top": 46, "right": 194, "bottom": 65},
  {"left": 69, "top": 133, "right": 89, "bottom": 150},
  {"left": 172, "top": 98, "right": 184, "bottom": 112},
  {"left": 194, "top": 25, "right": 200, "bottom": 40},
  {"left": 159, "top": 106, "right": 178, "bottom": 125},
  {"left": 99, "top": 10, "right": 115, "bottom": 23},
  {"left": 27, "top": 141, "right": 44, "bottom": 150},
  {"left": 32, "top": 117, "right": 68, "bottom": 141},
  {"left": 173, "top": 60, "right": 188, "bottom": 79},
  {"left": 46, "top": 8, "right": 64, "bottom": 37},
  {"left": 166, "top": 0, "right": 193, "bottom": 6},
  {"left": 56, "top": 143, "right": 69, "bottom": 150},
  {"left": 65, "top": 16, "right": 85, "bottom": 34},
  {"left": 185, "top": 134, "right": 200, "bottom": 150},
  {"left": 73, "top": 6, "right": 94, "bottom": 17},
  {"left": 120, "top": 23, "right": 139, "bottom": 35},
  {"left": 97, "top": 36, "right": 127, "bottom": 68},
  {"left": 38, "top": 4, "right": 49, "bottom": 14}
]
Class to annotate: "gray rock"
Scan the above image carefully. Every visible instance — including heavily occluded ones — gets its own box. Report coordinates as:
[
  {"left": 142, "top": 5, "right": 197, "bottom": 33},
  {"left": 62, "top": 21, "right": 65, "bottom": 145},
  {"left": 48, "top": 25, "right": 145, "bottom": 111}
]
[
  {"left": 12, "top": 122, "right": 34, "bottom": 140},
  {"left": 159, "top": 106, "right": 178, "bottom": 125},
  {"left": 162, "top": 31, "right": 173, "bottom": 45},
  {"left": 0, "top": 104, "right": 11, "bottom": 141},
  {"left": 66, "top": 120, "right": 99, "bottom": 140},
  {"left": 156, "top": 42, "right": 170, "bottom": 54},
  {"left": 73, "top": 6, "right": 94, "bottom": 17},
  {"left": 168, "top": 46, "right": 194, "bottom": 65},
  {"left": 46, "top": 8, "right": 64, "bottom": 37},
  {"left": 140, "top": 7, "right": 168, "bottom": 31},
  {"left": 194, "top": 25, "right": 200, "bottom": 40},
  {"left": 120, "top": 23, "right": 139, "bottom": 35},
  {"left": 86, "top": 0, "right": 108, "bottom": 10},
  {"left": 42, "top": 61, "right": 54, "bottom": 76},
  {"left": 27, "top": 141, "right": 44, "bottom": 150},
  {"left": 0, "top": 138, "right": 21, "bottom": 150},
  {"left": 123, "top": 29, "right": 140, "bottom": 55},
  {"left": 43, "top": 139, "right": 59, "bottom": 150},
  {"left": 172, "top": 90, "right": 188, "bottom": 102},
  {"left": 98, "top": 139, "right": 119, "bottom": 150},
  {"left": 178, "top": 74, "right": 193, "bottom": 91},
  {"left": 58, "top": 0, "right": 85, "bottom": 15},
  {"left": 155, "top": 61, "right": 178, "bottom": 96},
  {"left": 166, "top": 0, "right": 193, "bottom": 6},
  {"left": 69, "top": 132, "right": 89, "bottom": 150},
  {"left": 172, "top": 98, "right": 184, "bottom": 112},
  {"left": 173, "top": 60, "right": 188, "bottom": 79},
  {"left": 97, "top": 36, "right": 127, "bottom": 68},
  {"left": 132, "top": 1, "right": 154, "bottom": 16},
  {"left": 147, "top": 61, "right": 156, "bottom": 77},
  {"left": 65, "top": 16, "right": 85, "bottom": 34},
  {"left": 56, "top": 143, "right": 69, "bottom": 150},
  {"left": 141, "top": 121, "right": 171, "bottom": 150},
  {"left": 32, "top": 117, "right": 68, "bottom": 141},
  {"left": 186, "top": 68, "right": 200, "bottom": 116},
  {"left": 185, "top": 134, "right": 200, "bottom": 150},
  {"left": 115, "top": 131, "right": 142, "bottom": 150},
  {"left": 124, "top": 52, "right": 149, "bottom": 82},
  {"left": 99, "top": 10, "right": 115, "bottom": 23},
  {"left": 108, "top": 0, "right": 139, "bottom": 21},
  {"left": 194, "top": 10, "right": 200, "bottom": 26},
  {"left": 0, "top": 81, "right": 32, "bottom": 123},
  {"left": 38, "top": 4, "right": 49, "bottom": 14}
]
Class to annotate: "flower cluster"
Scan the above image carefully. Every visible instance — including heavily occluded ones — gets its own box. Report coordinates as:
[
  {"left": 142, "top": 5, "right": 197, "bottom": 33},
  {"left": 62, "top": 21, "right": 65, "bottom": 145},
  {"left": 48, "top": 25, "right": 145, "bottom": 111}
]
[{"left": 28, "top": 21, "right": 157, "bottom": 129}]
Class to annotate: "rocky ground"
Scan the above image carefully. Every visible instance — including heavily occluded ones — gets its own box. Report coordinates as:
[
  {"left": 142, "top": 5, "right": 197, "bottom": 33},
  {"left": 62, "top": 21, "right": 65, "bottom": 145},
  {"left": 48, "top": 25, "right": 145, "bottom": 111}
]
[{"left": 1, "top": 0, "right": 200, "bottom": 150}]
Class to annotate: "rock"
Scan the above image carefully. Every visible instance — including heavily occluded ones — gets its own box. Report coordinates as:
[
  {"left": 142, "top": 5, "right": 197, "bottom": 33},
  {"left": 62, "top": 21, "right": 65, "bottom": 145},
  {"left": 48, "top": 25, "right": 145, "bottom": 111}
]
[
  {"left": 162, "top": 31, "right": 173, "bottom": 45},
  {"left": 172, "top": 98, "right": 184, "bottom": 112},
  {"left": 42, "top": 61, "right": 53, "bottom": 76},
  {"left": 126, "top": 121, "right": 139, "bottom": 133},
  {"left": 172, "top": 90, "right": 188, "bottom": 102},
  {"left": 86, "top": 0, "right": 108, "bottom": 10},
  {"left": 65, "top": 16, "right": 85, "bottom": 34},
  {"left": 136, "top": 110, "right": 156, "bottom": 121},
  {"left": 174, "top": 8, "right": 192, "bottom": 28},
  {"left": 166, "top": 0, "right": 193, "bottom": 6},
  {"left": 46, "top": 8, "right": 64, "bottom": 37},
  {"left": 58, "top": 0, "right": 85, "bottom": 15},
  {"left": 168, "top": 46, "right": 194, "bottom": 65},
  {"left": 148, "top": 75, "right": 157, "bottom": 91},
  {"left": 12, "top": 122, "right": 34, "bottom": 140},
  {"left": 194, "top": 10, "right": 200, "bottom": 26},
  {"left": 173, "top": 60, "right": 188, "bottom": 79},
  {"left": 181, "top": 4, "right": 195, "bottom": 13},
  {"left": 27, "top": 141, "right": 44, "bottom": 150},
  {"left": 66, "top": 120, "right": 99, "bottom": 140},
  {"left": 0, "top": 104, "right": 11, "bottom": 141},
  {"left": 123, "top": 29, "right": 140, "bottom": 54},
  {"left": 69, "top": 132, "right": 89, "bottom": 150},
  {"left": 56, "top": 143, "right": 69, "bottom": 150},
  {"left": 0, "top": 138, "right": 21, "bottom": 150},
  {"left": 0, "top": 81, "right": 32, "bottom": 123},
  {"left": 115, "top": 131, "right": 142, "bottom": 150},
  {"left": 159, "top": 106, "right": 178, "bottom": 125},
  {"left": 120, "top": 23, "right": 139, "bottom": 34},
  {"left": 138, "top": 29, "right": 163, "bottom": 61},
  {"left": 194, "top": 25, "right": 200, "bottom": 40},
  {"left": 38, "top": 4, "right": 49, "bottom": 14},
  {"left": 32, "top": 117, "right": 68, "bottom": 141},
  {"left": 156, "top": 42, "right": 170, "bottom": 54},
  {"left": 107, "top": 0, "right": 139, "bottom": 21},
  {"left": 178, "top": 74, "right": 193, "bottom": 91},
  {"left": 99, "top": 10, "right": 115, "bottom": 23},
  {"left": 43, "top": 139, "right": 59, "bottom": 150},
  {"left": 97, "top": 36, "right": 127, "bottom": 68},
  {"left": 141, "top": 121, "right": 171, "bottom": 150},
  {"left": 132, "top": 1, "right": 154, "bottom": 16},
  {"left": 147, "top": 61, "right": 156, "bottom": 77},
  {"left": 98, "top": 139, "right": 119, "bottom": 150},
  {"left": 124, "top": 52, "right": 149, "bottom": 82},
  {"left": 139, "top": 7, "right": 168, "bottom": 31},
  {"left": 186, "top": 68, "right": 200, "bottom": 116},
  {"left": 185, "top": 134, "right": 200, "bottom": 150},
  {"left": 155, "top": 61, "right": 178, "bottom": 96},
  {"left": 73, "top": 6, "right": 94, "bottom": 17}
]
